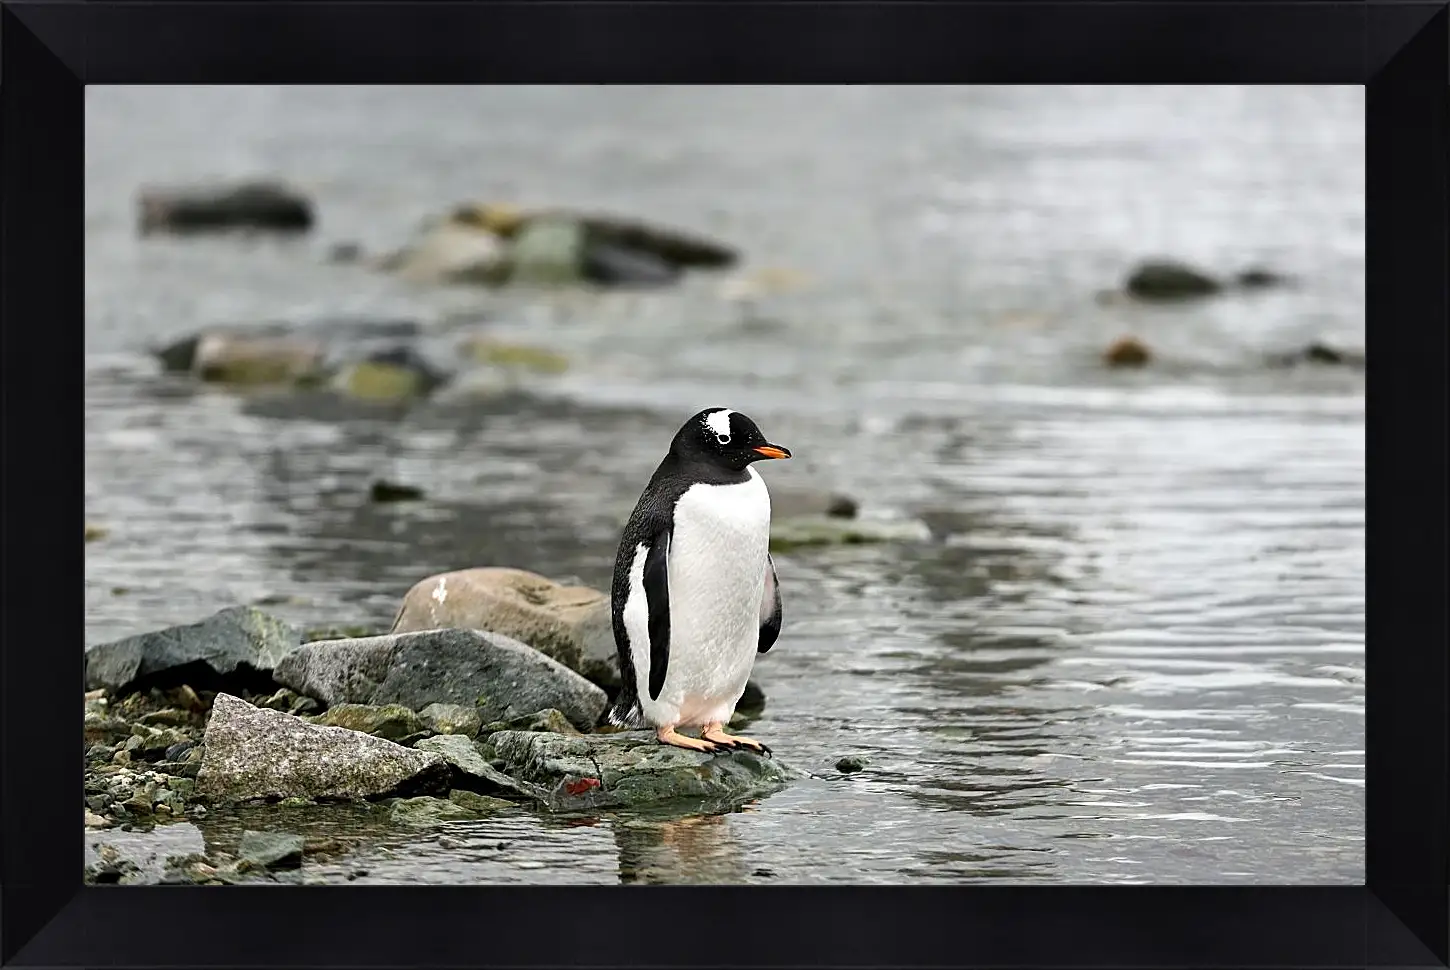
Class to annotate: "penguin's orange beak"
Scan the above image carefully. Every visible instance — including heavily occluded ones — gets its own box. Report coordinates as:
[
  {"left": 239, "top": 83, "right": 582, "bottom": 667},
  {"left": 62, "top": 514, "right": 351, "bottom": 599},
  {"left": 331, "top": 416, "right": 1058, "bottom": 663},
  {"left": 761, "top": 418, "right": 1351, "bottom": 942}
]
[{"left": 753, "top": 444, "right": 791, "bottom": 460}]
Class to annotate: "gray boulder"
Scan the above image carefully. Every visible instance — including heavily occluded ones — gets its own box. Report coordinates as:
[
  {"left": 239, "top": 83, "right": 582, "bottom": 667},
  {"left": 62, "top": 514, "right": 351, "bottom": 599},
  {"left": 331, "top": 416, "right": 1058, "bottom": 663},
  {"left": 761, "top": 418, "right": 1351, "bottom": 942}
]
[
  {"left": 273, "top": 628, "right": 608, "bottom": 731},
  {"left": 196, "top": 693, "right": 449, "bottom": 803},
  {"left": 413, "top": 733, "right": 547, "bottom": 803},
  {"left": 85, "top": 606, "right": 302, "bottom": 696},
  {"left": 484, "top": 730, "right": 805, "bottom": 813}
]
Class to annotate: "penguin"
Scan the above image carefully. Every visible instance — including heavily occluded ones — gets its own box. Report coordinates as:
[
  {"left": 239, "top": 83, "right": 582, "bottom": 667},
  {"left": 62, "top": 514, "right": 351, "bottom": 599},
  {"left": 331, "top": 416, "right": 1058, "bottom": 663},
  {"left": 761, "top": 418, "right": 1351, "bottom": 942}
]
[{"left": 603, "top": 408, "right": 790, "bottom": 753}]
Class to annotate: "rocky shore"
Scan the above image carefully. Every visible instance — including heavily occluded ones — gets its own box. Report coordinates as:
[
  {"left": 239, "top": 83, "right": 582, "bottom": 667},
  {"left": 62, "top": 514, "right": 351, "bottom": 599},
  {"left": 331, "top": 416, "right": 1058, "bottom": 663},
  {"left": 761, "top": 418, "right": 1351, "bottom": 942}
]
[{"left": 82, "top": 569, "right": 808, "bottom": 885}]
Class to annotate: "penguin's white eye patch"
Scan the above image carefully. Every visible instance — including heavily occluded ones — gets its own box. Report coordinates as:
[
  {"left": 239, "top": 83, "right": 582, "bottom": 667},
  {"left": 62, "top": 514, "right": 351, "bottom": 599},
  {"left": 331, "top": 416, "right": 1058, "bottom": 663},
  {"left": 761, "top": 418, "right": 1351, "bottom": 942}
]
[{"left": 715, "top": 433, "right": 732, "bottom": 445}]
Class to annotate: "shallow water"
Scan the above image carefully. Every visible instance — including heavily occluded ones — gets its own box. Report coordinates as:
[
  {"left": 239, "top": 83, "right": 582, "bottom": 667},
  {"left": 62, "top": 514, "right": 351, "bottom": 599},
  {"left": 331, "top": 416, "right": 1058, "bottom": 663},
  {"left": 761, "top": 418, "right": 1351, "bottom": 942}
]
[{"left": 85, "top": 86, "right": 1364, "bottom": 884}]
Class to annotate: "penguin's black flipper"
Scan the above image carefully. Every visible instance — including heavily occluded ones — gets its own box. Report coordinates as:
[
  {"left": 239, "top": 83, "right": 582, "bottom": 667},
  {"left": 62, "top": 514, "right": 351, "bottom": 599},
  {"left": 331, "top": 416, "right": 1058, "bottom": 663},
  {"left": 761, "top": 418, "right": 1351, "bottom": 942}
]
[
  {"left": 758, "top": 553, "right": 783, "bottom": 653},
  {"left": 644, "top": 529, "right": 672, "bottom": 700}
]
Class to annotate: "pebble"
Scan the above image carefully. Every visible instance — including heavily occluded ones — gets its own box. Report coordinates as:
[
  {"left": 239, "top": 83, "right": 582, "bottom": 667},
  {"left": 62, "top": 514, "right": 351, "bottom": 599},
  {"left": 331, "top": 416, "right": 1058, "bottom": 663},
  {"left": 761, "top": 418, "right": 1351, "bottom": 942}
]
[{"left": 835, "top": 755, "right": 870, "bottom": 774}]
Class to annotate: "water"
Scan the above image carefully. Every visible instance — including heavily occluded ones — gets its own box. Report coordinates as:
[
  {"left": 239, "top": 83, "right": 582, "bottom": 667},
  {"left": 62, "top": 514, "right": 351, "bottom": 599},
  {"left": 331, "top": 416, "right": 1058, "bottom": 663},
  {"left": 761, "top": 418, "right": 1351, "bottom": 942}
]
[{"left": 84, "top": 86, "right": 1365, "bottom": 884}]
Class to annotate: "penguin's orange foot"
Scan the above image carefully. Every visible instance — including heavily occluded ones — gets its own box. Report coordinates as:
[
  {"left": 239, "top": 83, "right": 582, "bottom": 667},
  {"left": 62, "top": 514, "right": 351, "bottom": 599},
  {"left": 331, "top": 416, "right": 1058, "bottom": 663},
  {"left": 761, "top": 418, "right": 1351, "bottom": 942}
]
[
  {"left": 656, "top": 726, "right": 721, "bottom": 753},
  {"left": 702, "top": 723, "right": 772, "bottom": 757}
]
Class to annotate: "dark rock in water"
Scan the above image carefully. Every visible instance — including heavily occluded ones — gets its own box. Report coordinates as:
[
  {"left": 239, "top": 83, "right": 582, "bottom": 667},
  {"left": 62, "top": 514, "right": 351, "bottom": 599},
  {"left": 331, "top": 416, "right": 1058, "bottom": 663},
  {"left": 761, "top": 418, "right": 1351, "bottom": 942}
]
[
  {"left": 376, "top": 218, "right": 511, "bottom": 286},
  {"left": 197, "top": 693, "right": 449, "bottom": 803},
  {"left": 137, "top": 180, "right": 314, "bottom": 235},
  {"left": 484, "top": 730, "right": 804, "bottom": 813},
  {"left": 327, "top": 241, "right": 365, "bottom": 264},
  {"left": 1234, "top": 267, "right": 1291, "bottom": 289},
  {"left": 389, "top": 795, "right": 490, "bottom": 825},
  {"left": 1266, "top": 341, "right": 1366, "bottom": 370},
  {"left": 770, "top": 487, "right": 860, "bottom": 521},
  {"left": 1124, "top": 260, "right": 1223, "bottom": 301},
  {"left": 413, "top": 733, "right": 546, "bottom": 803},
  {"left": 238, "top": 830, "right": 304, "bottom": 870},
  {"left": 306, "top": 703, "right": 431, "bottom": 744},
  {"left": 369, "top": 480, "right": 425, "bottom": 503},
  {"left": 85, "top": 606, "right": 302, "bottom": 696},
  {"left": 419, "top": 703, "right": 483, "bottom": 738},
  {"left": 582, "top": 240, "right": 682, "bottom": 287},
  {"left": 735, "top": 681, "right": 767, "bottom": 718},
  {"left": 456, "top": 203, "right": 740, "bottom": 271},
  {"left": 390, "top": 568, "right": 613, "bottom": 680},
  {"left": 1103, "top": 335, "right": 1152, "bottom": 368},
  {"left": 835, "top": 755, "right": 870, "bottom": 774},
  {"left": 329, "top": 346, "right": 451, "bottom": 401},
  {"left": 273, "top": 628, "right": 608, "bottom": 731}
]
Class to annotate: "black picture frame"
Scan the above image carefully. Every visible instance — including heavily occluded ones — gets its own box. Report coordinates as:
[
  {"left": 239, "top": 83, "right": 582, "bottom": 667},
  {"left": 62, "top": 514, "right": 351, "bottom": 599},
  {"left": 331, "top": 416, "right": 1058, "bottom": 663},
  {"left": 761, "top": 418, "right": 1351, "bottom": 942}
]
[{"left": 3, "top": 3, "right": 1443, "bottom": 967}]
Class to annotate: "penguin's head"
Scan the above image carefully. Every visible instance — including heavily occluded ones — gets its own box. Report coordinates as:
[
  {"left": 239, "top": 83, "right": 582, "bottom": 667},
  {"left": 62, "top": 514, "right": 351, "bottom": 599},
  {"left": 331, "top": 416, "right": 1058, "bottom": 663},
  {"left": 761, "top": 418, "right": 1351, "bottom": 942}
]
[{"left": 674, "top": 407, "right": 792, "bottom": 470}]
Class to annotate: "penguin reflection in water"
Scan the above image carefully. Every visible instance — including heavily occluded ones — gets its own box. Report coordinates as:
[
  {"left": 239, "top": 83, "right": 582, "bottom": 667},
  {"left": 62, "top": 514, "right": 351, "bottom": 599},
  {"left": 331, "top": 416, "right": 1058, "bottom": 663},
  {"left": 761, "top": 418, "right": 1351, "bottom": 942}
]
[{"left": 603, "top": 408, "right": 790, "bottom": 754}]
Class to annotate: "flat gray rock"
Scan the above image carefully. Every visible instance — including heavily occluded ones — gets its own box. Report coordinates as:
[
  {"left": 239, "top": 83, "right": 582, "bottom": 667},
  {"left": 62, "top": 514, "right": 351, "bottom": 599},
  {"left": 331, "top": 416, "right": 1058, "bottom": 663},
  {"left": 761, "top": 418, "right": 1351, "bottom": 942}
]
[
  {"left": 273, "top": 628, "right": 607, "bottom": 731},
  {"left": 412, "top": 734, "right": 546, "bottom": 804},
  {"left": 485, "top": 731, "right": 806, "bottom": 813},
  {"left": 85, "top": 607, "right": 302, "bottom": 696},
  {"left": 197, "top": 693, "right": 449, "bottom": 803}
]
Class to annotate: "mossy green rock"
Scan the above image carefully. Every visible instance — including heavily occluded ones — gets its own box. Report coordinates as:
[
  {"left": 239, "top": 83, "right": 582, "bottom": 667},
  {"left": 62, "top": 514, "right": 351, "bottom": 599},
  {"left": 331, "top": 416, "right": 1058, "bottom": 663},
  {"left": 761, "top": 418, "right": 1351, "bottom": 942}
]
[
  {"left": 419, "top": 703, "right": 483, "bottom": 738},
  {"left": 480, "top": 708, "right": 578, "bottom": 736},
  {"left": 448, "top": 790, "right": 517, "bottom": 814},
  {"left": 463, "top": 338, "right": 569, "bottom": 374},
  {"left": 485, "top": 731, "right": 805, "bottom": 813},
  {"left": 389, "top": 795, "right": 501, "bottom": 826},
  {"left": 769, "top": 516, "right": 931, "bottom": 552},
  {"left": 238, "top": 830, "right": 304, "bottom": 869},
  {"left": 307, "top": 704, "right": 429, "bottom": 743}
]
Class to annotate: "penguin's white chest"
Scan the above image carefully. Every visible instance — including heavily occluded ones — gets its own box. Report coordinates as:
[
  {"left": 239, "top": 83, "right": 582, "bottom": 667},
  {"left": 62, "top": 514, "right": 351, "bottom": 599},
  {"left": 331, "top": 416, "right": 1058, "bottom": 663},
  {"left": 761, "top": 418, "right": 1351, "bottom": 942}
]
[{"left": 652, "top": 468, "right": 771, "bottom": 725}]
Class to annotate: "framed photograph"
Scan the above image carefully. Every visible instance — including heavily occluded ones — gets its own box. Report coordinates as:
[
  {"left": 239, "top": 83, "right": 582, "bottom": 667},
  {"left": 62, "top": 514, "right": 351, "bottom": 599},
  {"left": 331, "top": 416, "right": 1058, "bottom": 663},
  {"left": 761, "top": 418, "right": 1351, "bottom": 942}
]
[{"left": 3, "top": 3, "right": 1443, "bottom": 968}]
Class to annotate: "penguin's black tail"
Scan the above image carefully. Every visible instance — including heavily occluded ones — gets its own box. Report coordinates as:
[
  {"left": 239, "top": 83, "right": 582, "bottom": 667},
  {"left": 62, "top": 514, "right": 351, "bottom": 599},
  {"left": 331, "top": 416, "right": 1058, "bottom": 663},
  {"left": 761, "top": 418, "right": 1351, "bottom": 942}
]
[{"left": 600, "top": 693, "right": 647, "bottom": 731}]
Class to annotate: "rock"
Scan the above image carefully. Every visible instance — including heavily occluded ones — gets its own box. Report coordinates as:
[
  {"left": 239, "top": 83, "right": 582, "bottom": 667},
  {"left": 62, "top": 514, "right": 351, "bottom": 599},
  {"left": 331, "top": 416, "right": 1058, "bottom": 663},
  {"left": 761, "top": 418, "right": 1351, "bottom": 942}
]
[
  {"left": 835, "top": 755, "right": 870, "bottom": 774},
  {"left": 457, "top": 204, "right": 738, "bottom": 270},
  {"left": 369, "top": 480, "right": 426, "bottom": 503},
  {"left": 1103, "top": 335, "right": 1152, "bottom": 368},
  {"left": 389, "top": 568, "right": 613, "bottom": 678},
  {"left": 460, "top": 337, "right": 570, "bottom": 375},
  {"left": 255, "top": 687, "right": 320, "bottom": 716},
  {"left": 413, "top": 734, "right": 546, "bottom": 803},
  {"left": 448, "top": 790, "right": 517, "bottom": 814},
  {"left": 419, "top": 703, "right": 483, "bottom": 738},
  {"left": 769, "top": 516, "right": 931, "bottom": 552},
  {"left": 377, "top": 218, "right": 510, "bottom": 286},
  {"left": 85, "top": 606, "right": 301, "bottom": 696},
  {"left": 274, "top": 628, "right": 608, "bottom": 731},
  {"left": 771, "top": 487, "right": 859, "bottom": 521},
  {"left": 327, "top": 241, "right": 365, "bottom": 264},
  {"left": 329, "top": 347, "right": 449, "bottom": 402},
  {"left": 1234, "top": 267, "right": 1291, "bottom": 289},
  {"left": 485, "top": 731, "right": 803, "bottom": 813},
  {"left": 389, "top": 795, "right": 506, "bottom": 825},
  {"left": 306, "top": 703, "right": 430, "bottom": 744},
  {"left": 1266, "top": 341, "right": 1366, "bottom": 370},
  {"left": 238, "top": 830, "right": 305, "bottom": 869},
  {"left": 196, "top": 693, "right": 449, "bottom": 803},
  {"left": 190, "top": 334, "right": 328, "bottom": 386},
  {"left": 735, "top": 680, "right": 766, "bottom": 718},
  {"left": 85, "top": 712, "right": 134, "bottom": 745},
  {"left": 85, "top": 523, "right": 109, "bottom": 543},
  {"left": 507, "top": 216, "right": 589, "bottom": 285},
  {"left": 1124, "top": 259, "right": 1223, "bottom": 301},
  {"left": 137, "top": 180, "right": 313, "bottom": 235},
  {"left": 85, "top": 810, "right": 112, "bottom": 829},
  {"left": 582, "top": 241, "right": 681, "bottom": 287},
  {"left": 480, "top": 708, "right": 579, "bottom": 736}
]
